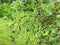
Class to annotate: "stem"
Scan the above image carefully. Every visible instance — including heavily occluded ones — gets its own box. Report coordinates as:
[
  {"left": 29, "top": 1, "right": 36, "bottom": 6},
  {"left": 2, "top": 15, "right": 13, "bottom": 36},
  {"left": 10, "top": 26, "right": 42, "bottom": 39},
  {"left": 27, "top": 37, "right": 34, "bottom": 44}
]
[{"left": 12, "top": 41, "right": 16, "bottom": 45}]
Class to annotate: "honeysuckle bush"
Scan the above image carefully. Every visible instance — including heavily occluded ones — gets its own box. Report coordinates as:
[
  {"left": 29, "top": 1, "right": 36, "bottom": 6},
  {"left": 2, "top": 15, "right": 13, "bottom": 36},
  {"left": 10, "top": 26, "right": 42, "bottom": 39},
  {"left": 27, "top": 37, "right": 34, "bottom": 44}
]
[{"left": 0, "top": 0, "right": 60, "bottom": 45}]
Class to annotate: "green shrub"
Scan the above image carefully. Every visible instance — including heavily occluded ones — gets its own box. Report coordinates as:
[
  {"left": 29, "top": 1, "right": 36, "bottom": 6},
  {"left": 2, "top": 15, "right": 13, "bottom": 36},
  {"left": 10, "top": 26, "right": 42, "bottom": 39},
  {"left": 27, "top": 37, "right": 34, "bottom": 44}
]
[{"left": 0, "top": 0, "right": 60, "bottom": 45}]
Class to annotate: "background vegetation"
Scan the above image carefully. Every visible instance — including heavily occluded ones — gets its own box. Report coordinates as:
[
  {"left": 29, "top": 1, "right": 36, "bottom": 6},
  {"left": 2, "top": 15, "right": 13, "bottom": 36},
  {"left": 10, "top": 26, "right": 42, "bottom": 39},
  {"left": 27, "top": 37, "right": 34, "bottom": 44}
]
[{"left": 0, "top": 0, "right": 60, "bottom": 45}]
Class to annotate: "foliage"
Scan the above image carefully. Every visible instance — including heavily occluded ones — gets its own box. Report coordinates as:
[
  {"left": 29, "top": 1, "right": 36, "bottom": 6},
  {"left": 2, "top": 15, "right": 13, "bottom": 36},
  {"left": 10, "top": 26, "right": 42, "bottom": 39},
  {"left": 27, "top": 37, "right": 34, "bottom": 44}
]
[{"left": 0, "top": 0, "right": 60, "bottom": 45}]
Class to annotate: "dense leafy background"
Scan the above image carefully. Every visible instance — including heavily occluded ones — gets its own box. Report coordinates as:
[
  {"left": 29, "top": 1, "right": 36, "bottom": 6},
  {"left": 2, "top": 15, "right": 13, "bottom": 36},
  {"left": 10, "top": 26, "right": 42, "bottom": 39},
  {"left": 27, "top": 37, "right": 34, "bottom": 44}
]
[{"left": 0, "top": 0, "right": 60, "bottom": 45}]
